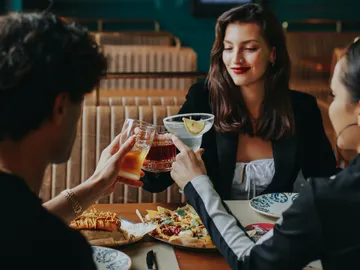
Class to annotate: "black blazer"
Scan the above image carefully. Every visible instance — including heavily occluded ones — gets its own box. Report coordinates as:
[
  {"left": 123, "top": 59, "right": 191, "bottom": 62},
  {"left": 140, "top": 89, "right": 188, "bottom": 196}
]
[
  {"left": 141, "top": 82, "right": 337, "bottom": 199},
  {"left": 184, "top": 154, "right": 360, "bottom": 270}
]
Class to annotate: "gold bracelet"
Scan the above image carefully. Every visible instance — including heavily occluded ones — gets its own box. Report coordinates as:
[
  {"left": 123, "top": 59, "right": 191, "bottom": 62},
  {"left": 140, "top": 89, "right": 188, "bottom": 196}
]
[{"left": 61, "top": 189, "right": 83, "bottom": 216}]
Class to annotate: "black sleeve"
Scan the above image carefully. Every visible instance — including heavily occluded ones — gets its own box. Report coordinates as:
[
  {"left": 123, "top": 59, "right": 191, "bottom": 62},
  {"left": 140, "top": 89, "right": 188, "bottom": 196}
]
[
  {"left": 40, "top": 209, "right": 98, "bottom": 270},
  {"left": 141, "top": 83, "right": 204, "bottom": 192},
  {"left": 301, "top": 96, "right": 338, "bottom": 178},
  {"left": 184, "top": 175, "right": 322, "bottom": 270}
]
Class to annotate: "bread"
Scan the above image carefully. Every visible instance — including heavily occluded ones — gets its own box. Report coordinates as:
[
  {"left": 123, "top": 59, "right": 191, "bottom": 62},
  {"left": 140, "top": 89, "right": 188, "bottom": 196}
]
[
  {"left": 69, "top": 208, "right": 120, "bottom": 232},
  {"left": 69, "top": 208, "right": 136, "bottom": 246}
]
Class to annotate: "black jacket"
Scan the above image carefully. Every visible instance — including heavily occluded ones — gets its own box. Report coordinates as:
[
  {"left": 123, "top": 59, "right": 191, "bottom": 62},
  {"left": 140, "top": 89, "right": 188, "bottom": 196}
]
[
  {"left": 141, "top": 82, "right": 337, "bottom": 199},
  {"left": 184, "top": 154, "right": 360, "bottom": 270}
]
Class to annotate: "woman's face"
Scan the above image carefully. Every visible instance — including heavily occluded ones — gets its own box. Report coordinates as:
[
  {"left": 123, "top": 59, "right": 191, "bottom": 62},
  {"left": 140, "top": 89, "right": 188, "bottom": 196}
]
[
  {"left": 329, "top": 57, "right": 360, "bottom": 151},
  {"left": 222, "top": 22, "right": 275, "bottom": 87}
]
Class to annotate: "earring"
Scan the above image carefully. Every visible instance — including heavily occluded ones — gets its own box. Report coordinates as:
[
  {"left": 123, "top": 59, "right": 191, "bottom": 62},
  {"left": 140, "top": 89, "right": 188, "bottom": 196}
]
[{"left": 272, "top": 61, "right": 275, "bottom": 67}]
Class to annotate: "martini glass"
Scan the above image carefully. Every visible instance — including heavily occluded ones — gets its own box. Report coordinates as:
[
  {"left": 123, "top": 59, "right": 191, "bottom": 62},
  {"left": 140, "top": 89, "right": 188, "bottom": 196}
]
[
  {"left": 163, "top": 113, "right": 214, "bottom": 151},
  {"left": 163, "top": 113, "right": 214, "bottom": 193}
]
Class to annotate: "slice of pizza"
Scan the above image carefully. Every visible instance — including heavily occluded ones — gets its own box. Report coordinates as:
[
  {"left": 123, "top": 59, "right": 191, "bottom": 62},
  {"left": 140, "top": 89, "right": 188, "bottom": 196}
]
[{"left": 144, "top": 204, "right": 216, "bottom": 249}]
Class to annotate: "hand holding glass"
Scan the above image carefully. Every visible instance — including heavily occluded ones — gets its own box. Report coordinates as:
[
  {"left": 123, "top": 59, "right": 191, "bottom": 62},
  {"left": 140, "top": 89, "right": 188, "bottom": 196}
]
[
  {"left": 163, "top": 113, "right": 214, "bottom": 193},
  {"left": 118, "top": 119, "right": 155, "bottom": 187}
]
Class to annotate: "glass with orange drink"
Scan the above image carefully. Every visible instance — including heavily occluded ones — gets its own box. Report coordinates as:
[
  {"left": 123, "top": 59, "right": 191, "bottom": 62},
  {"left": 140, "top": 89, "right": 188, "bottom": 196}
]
[{"left": 118, "top": 119, "right": 155, "bottom": 186}]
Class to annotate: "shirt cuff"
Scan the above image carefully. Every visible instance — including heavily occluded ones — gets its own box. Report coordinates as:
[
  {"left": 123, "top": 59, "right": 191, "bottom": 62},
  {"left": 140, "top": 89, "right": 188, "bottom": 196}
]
[{"left": 184, "top": 175, "right": 213, "bottom": 194}]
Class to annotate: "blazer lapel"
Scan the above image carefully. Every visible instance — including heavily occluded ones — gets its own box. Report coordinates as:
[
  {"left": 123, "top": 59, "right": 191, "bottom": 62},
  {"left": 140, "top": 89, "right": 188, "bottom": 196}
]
[
  {"left": 264, "top": 134, "right": 298, "bottom": 194},
  {"left": 215, "top": 132, "right": 238, "bottom": 199}
]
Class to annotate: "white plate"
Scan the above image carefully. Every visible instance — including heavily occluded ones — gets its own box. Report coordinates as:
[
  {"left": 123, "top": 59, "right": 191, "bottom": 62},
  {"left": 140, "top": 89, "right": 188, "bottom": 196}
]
[
  {"left": 250, "top": 193, "right": 299, "bottom": 218},
  {"left": 92, "top": 246, "right": 132, "bottom": 270}
]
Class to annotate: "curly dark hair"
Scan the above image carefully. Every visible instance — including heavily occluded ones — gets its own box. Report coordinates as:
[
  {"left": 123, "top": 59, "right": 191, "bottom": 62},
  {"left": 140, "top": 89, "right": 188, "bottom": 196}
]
[{"left": 0, "top": 12, "right": 107, "bottom": 141}]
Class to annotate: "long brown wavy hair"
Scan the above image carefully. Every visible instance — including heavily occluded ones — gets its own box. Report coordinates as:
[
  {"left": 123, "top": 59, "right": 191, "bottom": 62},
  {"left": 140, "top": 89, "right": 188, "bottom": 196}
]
[{"left": 208, "top": 3, "right": 294, "bottom": 140}]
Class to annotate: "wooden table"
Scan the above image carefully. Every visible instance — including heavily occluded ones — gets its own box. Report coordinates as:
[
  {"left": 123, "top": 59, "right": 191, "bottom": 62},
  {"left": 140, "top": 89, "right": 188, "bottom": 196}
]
[
  {"left": 94, "top": 203, "right": 231, "bottom": 270},
  {"left": 94, "top": 202, "right": 320, "bottom": 270}
]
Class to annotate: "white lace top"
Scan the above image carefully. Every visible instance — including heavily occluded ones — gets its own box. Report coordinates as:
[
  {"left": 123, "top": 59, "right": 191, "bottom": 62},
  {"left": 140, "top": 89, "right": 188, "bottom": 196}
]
[
  {"left": 231, "top": 159, "right": 306, "bottom": 199},
  {"left": 231, "top": 159, "right": 275, "bottom": 200}
]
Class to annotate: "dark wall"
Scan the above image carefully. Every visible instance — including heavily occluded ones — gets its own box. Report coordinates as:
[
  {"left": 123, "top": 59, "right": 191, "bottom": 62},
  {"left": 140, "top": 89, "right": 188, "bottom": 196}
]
[{"left": 19, "top": 0, "right": 360, "bottom": 71}]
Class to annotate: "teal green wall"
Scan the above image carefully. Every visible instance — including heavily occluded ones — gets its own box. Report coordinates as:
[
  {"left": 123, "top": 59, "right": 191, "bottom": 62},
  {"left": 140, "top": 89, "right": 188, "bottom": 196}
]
[
  {"left": 22, "top": 0, "right": 360, "bottom": 71},
  {"left": 53, "top": 0, "right": 216, "bottom": 72},
  {"left": 7, "top": 0, "right": 22, "bottom": 11}
]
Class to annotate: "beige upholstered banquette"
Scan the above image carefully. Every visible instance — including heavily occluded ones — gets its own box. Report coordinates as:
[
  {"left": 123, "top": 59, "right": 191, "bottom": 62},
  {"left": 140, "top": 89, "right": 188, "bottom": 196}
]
[{"left": 39, "top": 104, "right": 186, "bottom": 204}]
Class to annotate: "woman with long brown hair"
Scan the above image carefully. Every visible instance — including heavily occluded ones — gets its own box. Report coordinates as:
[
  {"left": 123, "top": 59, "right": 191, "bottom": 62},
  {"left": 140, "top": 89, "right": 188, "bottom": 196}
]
[
  {"left": 141, "top": 3, "right": 337, "bottom": 199},
  {"left": 169, "top": 36, "right": 360, "bottom": 270}
]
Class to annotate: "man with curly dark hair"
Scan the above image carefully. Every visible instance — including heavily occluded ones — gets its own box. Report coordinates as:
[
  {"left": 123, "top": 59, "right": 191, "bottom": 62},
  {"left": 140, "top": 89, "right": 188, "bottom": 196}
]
[{"left": 0, "top": 12, "right": 137, "bottom": 265}]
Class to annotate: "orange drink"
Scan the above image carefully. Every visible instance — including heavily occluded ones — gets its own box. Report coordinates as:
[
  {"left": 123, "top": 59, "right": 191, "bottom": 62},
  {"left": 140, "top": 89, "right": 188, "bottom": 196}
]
[
  {"left": 118, "top": 119, "right": 155, "bottom": 186},
  {"left": 119, "top": 149, "right": 149, "bottom": 180}
]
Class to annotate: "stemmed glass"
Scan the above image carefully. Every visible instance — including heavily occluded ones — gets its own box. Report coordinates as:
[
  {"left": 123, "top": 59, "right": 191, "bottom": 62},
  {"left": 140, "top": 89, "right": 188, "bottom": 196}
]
[
  {"left": 163, "top": 113, "right": 214, "bottom": 151},
  {"left": 163, "top": 113, "right": 214, "bottom": 192}
]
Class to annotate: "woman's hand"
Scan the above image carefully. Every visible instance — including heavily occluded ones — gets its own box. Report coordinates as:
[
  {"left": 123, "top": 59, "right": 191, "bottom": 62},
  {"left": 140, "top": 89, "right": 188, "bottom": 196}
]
[{"left": 170, "top": 135, "right": 207, "bottom": 190}]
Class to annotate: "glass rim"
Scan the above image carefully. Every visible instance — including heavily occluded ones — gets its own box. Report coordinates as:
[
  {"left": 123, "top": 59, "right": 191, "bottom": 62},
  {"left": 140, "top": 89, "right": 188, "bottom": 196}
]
[
  {"left": 124, "top": 118, "right": 155, "bottom": 129},
  {"left": 163, "top": 113, "right": 215, "bottom": 122},
  {"left": 154, "top": 125, "right": 170, "bottom": 134}
]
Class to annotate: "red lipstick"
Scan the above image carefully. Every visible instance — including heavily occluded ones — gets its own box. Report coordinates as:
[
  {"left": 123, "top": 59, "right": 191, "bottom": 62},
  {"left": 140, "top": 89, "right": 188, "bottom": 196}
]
[{"left": 231, "top": 67, "right": 250, "bottom": 74}]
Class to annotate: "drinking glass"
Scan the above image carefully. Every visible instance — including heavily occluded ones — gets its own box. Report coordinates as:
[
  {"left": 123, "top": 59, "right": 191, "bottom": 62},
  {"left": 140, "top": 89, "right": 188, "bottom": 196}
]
[
  {"left": 142, "top": 125, "right": 176, "bottom": 173},
  {"left": 118, "top": 119, "right": 155, "bottom": 186},
  {"left": 163, "top": 113, "right": 214, "bottom": 193},
  {"left": 163, "top": 113, "right": 214, "bottom": 151}
]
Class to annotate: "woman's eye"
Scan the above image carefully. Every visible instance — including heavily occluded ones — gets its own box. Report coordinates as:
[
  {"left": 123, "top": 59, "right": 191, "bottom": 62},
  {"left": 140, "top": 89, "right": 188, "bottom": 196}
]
[
  {"left": 245, "top": 48, "right": 258, "bottom": 51},
  {"left": 224, "top": 47, "right": 233, "bottom": 51}
]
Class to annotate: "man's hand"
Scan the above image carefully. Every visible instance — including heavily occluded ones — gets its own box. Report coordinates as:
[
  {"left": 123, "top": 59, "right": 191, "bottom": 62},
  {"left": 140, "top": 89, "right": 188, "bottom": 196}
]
[{"left": 87, "top": 134, "right": 143, "bottom": 199}]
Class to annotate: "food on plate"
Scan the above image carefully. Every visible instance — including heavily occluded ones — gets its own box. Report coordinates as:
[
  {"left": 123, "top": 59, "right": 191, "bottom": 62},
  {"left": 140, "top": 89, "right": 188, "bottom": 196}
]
[
  {"left": 141, "top": 204, "right": 216, "bottom": 249},
  {"left": 69, "top": 208, "right": 136, "bottom": 246}
]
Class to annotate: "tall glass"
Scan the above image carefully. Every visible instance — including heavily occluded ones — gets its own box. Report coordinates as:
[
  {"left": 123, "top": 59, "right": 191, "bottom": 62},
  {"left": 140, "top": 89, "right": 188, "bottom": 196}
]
[
  {"left": 142, "top": 125, "right": 176, "bottom": 173},
  {"left": 118, "top": 119, "right": 155, "bottom": 186},
  {"left": 163, "top": 113, "right": 214, "bottom": 151}
]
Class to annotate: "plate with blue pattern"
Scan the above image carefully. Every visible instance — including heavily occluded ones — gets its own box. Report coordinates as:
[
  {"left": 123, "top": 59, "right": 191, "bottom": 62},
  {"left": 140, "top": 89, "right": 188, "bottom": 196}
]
[
  {"left": 92, "top": 246, "right": 132, "bottom": 270},
  {"left": 249, "top": 193, "right": 299, "bottom": 218}
]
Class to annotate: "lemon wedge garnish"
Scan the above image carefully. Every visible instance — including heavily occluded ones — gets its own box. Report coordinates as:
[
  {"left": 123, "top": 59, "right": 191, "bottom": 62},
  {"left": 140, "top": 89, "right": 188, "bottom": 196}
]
[{"left": 182, "top": 117, "right": 205, "bottom": 135}]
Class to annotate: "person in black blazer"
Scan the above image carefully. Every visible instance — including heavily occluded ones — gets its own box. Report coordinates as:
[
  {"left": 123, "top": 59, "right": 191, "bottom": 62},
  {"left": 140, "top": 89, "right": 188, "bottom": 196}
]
[
  {"left": 140, "top": 4, "right": 337, "bottom": 199},
  {"left": 169, "top": 28, "right": 360, "bottom": 270}
]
